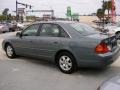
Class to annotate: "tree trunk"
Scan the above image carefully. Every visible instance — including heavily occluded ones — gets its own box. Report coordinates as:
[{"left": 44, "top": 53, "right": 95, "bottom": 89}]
[{"left": 108, "top": 10, "right": 109, "bottom": 18}]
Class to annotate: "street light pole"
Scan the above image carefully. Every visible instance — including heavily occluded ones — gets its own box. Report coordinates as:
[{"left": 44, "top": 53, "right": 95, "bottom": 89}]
[
  {"left": 16, "top": 0, "right": 18, "bottom": 22},
  {"left": 111, "top": 0, "right": 115, "bottom": 23},
  {"left": 103, "top": 0, "right": 105, "bottom": 28}
]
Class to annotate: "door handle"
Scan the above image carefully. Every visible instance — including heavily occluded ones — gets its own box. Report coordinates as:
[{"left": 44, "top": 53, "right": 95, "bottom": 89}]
[
  {"left": 53, "top": 41, "right": 58, "bottom": 44},
  {"left": 28, "top": 40, "right": 32, "bottom": 42}
]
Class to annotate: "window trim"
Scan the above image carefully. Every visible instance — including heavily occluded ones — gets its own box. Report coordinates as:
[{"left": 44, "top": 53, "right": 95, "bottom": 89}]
[{"left": 58, "top": 25, "right": 70, "bottom": 38}]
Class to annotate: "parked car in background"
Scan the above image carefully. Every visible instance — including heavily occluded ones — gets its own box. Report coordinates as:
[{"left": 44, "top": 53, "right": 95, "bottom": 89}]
[
  {"left": 2, "top": 21, "right": 120, "bottom": 74},
  {"left": 0, "top": 21, "right": 18, "bottom": 32},
  {"left": 97, "top": 75, "right": 120, "bottom": 90},
  {"left": 0, "top": 23, "right": 9, "bottom": 33},
  {"left": 103, "top": 22, "right": 120, "bottom": 36},
  {"left": 23, "top": 22, "right": 31, "bottom": 27},
  {"left": 17, "top": 22, "right": 25, "bottom": 30},
  {"left": 8, "top": 22, "right": 17, "bottom": 32}
]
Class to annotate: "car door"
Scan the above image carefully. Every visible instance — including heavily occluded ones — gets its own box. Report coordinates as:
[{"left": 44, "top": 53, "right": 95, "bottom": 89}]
[
  {"left": 32, "top": 23, "right": 63, "bottom": 60},
  {"left": 14, "top": 24, "right": 40, "bottom": 56}
]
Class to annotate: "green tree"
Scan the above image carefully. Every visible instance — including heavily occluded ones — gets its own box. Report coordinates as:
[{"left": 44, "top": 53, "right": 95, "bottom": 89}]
[
  {"left": 103, "top": 1, "right": 115, "bottom": 18},
  {"left": 7, "top": 14, "right": 12, "bottom": 22},
  {"left": 26, "top": 16, "right": 36, "bottom": 20},
  {"left": 102, "top": 1, "right": 112, "bottom": 18},
  {"left": 107, "top": 1, "right": 112, "bottom": 18},
  {"left": 0, "top": 15, "right": 6, "bottom": 21},
  {"left": 2, "top": 8, "right": 9, "bottom": 16},
  {"left": 2, "top": 8, "right": 9, "bottom": 21},
  {"left": 97, "top": 8, "right": 104, "bottom": 21}
]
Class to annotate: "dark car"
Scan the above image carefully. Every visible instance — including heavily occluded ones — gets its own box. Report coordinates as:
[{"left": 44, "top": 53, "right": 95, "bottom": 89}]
[{"left": 2, "top": 21, "right": 120, "bottom": 74}]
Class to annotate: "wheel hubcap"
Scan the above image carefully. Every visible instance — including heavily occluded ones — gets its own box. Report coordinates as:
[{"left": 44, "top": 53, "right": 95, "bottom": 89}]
[
  {"left": 59, "top": 56, "right": 72, "bottom": 71},
  {"left": 6, "top": 46, "right": 13, "bottom": 57}
]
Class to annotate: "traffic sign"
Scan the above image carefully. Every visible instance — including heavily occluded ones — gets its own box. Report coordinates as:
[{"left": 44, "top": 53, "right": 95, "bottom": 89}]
[{"left": 67, "top": 6, "right": 71, "bottom": 17}]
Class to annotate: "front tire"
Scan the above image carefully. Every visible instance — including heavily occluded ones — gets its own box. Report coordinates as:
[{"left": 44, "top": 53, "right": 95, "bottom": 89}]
[
  {"left": 5, "top": 44, "right": 16, "bottom": 59},
  {"left": 56, "top": 52, "right": 77, "bottom": 74}
]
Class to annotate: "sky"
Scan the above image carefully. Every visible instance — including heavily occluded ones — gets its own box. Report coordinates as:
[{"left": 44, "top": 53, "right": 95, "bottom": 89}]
[{"left": 0, "top": 0, "right": 120, "bottom": 17}]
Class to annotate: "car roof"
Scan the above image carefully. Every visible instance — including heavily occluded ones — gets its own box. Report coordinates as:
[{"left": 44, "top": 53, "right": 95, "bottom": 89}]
[{"left": 32, "top": 21, "right": 76, "bottom": 25}]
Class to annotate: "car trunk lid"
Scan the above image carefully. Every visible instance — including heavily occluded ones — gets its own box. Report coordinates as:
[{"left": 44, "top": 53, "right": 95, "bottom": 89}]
[{"left": 87, "top": 33, "right": 118, "bottom": 51}]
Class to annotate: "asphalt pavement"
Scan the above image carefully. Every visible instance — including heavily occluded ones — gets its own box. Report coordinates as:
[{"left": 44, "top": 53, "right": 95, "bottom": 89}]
[{"left": 0, "top": 32, "right": 120, "bottom": 90}]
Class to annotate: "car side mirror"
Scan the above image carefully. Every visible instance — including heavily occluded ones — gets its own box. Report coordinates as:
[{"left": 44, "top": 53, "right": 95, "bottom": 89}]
[{"left": 16, "top": 32, "right": 22, "bottom": 37}]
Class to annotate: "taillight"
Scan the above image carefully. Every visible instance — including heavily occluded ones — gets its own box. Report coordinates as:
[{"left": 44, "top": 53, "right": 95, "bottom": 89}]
[{"left": 95, "top": 42, "right": 109, "bottom": 53}]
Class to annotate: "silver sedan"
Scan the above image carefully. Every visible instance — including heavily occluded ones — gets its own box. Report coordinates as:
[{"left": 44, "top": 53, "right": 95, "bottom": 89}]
[{"left": 0, "top": 24, "right": 9, "bottom": 33}]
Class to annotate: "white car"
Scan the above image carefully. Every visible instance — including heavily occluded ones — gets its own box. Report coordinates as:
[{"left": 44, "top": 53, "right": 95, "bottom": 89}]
[
  {"left": 0, "top": 24, "right": 9, "bottom": 33},
  {"left": 104, "top": 22, "right": 120, "bottom": 45},
  {"left": 105, "top": 22, "right": 120, "bottom": 35},
  {"left": 17, "top": 23, "right": 25, "bottom": 29},
  {"left": 17, "top": 22, "right": 30, "bottom": 30}
]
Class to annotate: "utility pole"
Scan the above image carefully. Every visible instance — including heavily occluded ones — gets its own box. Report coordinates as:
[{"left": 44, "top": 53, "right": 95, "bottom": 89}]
[
  {"left": 15, "top": 0, "right": 32, "bottom": 22},
  {"left": 102, "top": 0, "right": 105, "bottom": 28},
  {"left": 16, "top": 0, "right": 18, "bottom": 22},
  {"left": 111, "top": 0, "right": 115, "bottom": 23},
  {"left": 51, "top": 10, "right": 54, "bottom": 18}
]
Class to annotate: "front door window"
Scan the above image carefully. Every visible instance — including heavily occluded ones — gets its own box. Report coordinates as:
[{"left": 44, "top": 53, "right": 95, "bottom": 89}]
[{"left": 22, "top": 24, "right": 40, "bottom": 36}]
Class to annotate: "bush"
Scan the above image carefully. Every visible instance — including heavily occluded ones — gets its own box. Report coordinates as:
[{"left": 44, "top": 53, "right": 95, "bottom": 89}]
[{"left": 0, "top": 15, "right": 6, "bottom": 21}]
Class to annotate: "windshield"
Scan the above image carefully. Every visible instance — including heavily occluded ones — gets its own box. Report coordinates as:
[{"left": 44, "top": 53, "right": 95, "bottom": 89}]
[{"left": 70, "top": 23, "right": 98, "bottom": 35}]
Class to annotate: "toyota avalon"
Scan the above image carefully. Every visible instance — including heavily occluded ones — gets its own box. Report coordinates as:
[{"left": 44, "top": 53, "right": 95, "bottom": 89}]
[{"left": 2, "top": 21, "right": 120, "bottom": 74}]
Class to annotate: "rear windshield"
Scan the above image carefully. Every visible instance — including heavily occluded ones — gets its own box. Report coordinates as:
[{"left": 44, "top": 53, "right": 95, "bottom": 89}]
[{"left": 69, "top": 23, "right": 98, "bottom": 35}]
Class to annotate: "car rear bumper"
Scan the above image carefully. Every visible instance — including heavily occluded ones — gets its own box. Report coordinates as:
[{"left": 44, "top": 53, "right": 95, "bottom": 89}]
[
  {"left": 97, "top": 46, "right": 120, "bottom": 66},
  {"left": 77, "top": 46, "right": 120, "bottom": 67}
]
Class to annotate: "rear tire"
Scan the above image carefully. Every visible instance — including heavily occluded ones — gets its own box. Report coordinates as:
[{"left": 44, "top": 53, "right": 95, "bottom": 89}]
[
  {"left": 56, "top": 52, "right": 77, "bottom": 74},
  {"left": 5, "top": 44, "right": 16, "bottom": 59}
]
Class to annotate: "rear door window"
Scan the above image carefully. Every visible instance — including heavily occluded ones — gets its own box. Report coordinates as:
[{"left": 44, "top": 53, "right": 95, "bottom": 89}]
[{"left": 40, "top": 24, "right": 60, "bottom": 37}]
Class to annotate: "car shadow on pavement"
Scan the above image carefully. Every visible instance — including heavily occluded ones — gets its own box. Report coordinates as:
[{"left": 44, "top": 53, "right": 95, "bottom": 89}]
[
  {"left": 17, "top": 56, "right": 59, "bottom": 70},
  {"left": 75, "top": 66, "right": 120, "bottom": 79},
  {"left": 15, "top": 56, "right": 120, "bottom": 77},
  {"left": 1, "top": 52, "right": 120, "bottom": 78}
]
